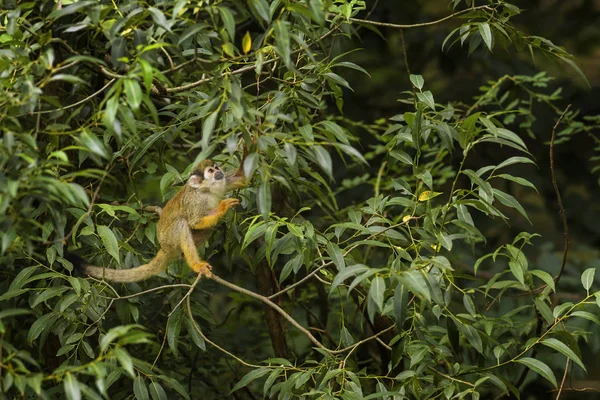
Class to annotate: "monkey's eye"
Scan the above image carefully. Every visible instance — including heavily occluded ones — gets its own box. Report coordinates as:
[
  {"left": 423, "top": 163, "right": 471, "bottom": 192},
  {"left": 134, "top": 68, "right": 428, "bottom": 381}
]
[{"left": 208, "top": 168, "right": 214, "bottom": 173}]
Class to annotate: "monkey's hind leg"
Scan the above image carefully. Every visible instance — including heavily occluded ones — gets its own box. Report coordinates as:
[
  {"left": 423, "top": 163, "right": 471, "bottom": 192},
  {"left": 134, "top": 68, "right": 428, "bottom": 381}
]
[
  {"left": 180, "top": 225, "right": 212, "bottom": 277},
  {"left": 192, "top": 198, "right": 239, "bottom": 230}
]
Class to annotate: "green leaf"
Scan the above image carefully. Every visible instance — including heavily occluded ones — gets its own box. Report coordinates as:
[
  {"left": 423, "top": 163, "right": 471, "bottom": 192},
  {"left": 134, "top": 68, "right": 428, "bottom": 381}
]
[
  {"left": 560, "top": 56, "right": 590, "bottom": 87},
  {"left": 334, "top": 61, "right": 370, "bottom": 76},
  {"left": 331, "top": 264, "right": 370, "bottom": 292},
  {"left": 531, "top": 270, "right": 555, "bottom": 292},
  {"left": 320, "top": 120, "right": 349, "bottom": 145},
  {"left": 49, "top": 0, "right": 97, "bottom": 19},
  {"left": 258, "top": 178, "right": 271, "bottom": 221},
  {"left": 390, "top": 150, "right": 413, "bottom": 165},
  {"left": 409, "top": 74, "right": 424, "bottom": 90},
  {"left": 149, "top": 382, "right": 168, "bottom": 400},
  {"left": 515, "top": 357, "right": 557, "bottom": 388},
  {"left": 201, "top": 111, "right": 218, "bottom": 150},
  {"left": 457, "top": 323, "right": 483, "bottom": 354},
  {"left": 166, "top": 310, "right": 182, "bottom": 357},
  {"left": 581, "top": 267, "right": 596, "bottom": 291},
  {"left": 534, "top": 298, "right": 554, "bottom": 325},
  {"left": 242, "top": 220, "right": 266, "bottom": 249},
  {"left": 64, "top": 373, "right": 81, "bottom": 400},
  {"left": 218, "top": 7, "right": 235, "bottom": 41},
  {"left": 463, "top": 294, "right": 476, "bottom": 316},
  {"left": 369, "top": 276, "right": 385, "bottom": 312},
  {"left": 492, "top": 188, "right": 530, "bottom": 223},
  {"left": 230, "top": 368, "right": 270, "bottom": 394},
  {"left": 113, "top": 348, "right": 135, "bottom": 378},
  {"left": 283, "top": 143, "right": 297, "bottom": 166},
  {"left": 0, "top": 308, "right": 31, "bottom": 319},
  {"left": 416, "top": 90, "right": 435, "bottom": 110},
  {"left": 479, "top": 22, "right": 493, "bottom": 51},
  {"left": 158, "top": 375, "right": 190, "bottom": 400},
  {"left": 570, "top": 311, "right": 600, "bottom": 325},
  {"left": 100, "top": 324, "right": 144, "bottom": 353},
  {"left": 313, "top": 145, "right": 333, "bottom": 179},
  {"left": 393, "top": 283, "right": 409, "bottom": 328},
  {"left": 398, "top": 269, "right": 431, "bottom": 303},
  {"left": 124, "top": 79, "right": 142, "bottom": 111},
  {"left": 28, "top": 312, "right": 59, "bottom": 342},
  {"left": 495, "top": 174, "right": 538, "bottom": 192},
  {"left": 541, "top": 338, "right": 586, "bottom": 372},
  {"left": 263, "top": 369, "right": 283, "bottom": 397},
  {"left": 327, "top": 241, "right": 345, "bottom": 271},
  {"left": 134, "top": 376, "right": 149, "bottom": 400},
  {"left": 249, "top": 0, "right": 271, "bottom": 22},
  {"left": 274, "top": 20, "right": 291, "bottom": 69},
  {"left": 49, "top": 74, "right": 89, "bottom": 85},
  {"left": 8, "top": 266, "right": 38, "bottom": 292},
  {"left": 79, "top": 129, "right": 110, "bottom": 159},
  {"left": 32, "top": 287, "right": 69, "bottom": 307},
  {"left": 184, "top": 318, "right": 206, "bottom": 351},
  {"left": 97, "top": 225, "right": 120, "bottom": 264}
]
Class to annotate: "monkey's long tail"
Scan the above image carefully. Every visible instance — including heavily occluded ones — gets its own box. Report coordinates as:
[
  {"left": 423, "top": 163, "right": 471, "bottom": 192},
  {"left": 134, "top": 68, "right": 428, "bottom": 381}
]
[{"left": 69, "top": 250, "right": 170, "bottom": 283}]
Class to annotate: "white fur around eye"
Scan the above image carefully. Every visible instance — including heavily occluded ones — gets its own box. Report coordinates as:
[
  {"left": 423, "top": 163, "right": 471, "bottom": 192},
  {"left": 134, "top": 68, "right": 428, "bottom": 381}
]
[{"left": 188, "top": 175, "right": 202, "bottom": 188}]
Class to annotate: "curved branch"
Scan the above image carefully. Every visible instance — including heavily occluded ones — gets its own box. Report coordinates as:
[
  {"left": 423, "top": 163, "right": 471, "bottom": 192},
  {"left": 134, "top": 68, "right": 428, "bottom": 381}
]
[
  {"left": 32, "top": 78, "right": 115, "bottom": 115},
  {"left": 346, "top": 5, "right": 495, "bottom": 29}
]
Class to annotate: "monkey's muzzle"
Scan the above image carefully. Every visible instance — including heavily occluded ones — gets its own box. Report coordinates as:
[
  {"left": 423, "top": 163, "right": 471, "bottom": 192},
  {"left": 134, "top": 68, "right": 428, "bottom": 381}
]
[{"left": 214, "top": 171, "right": 224, "bottom": 180}]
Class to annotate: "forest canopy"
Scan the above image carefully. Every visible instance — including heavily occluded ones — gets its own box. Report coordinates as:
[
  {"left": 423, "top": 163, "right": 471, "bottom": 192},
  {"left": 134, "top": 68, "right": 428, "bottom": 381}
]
[{"left": 1, "top": 0, "right": 600, "bottom": 399}]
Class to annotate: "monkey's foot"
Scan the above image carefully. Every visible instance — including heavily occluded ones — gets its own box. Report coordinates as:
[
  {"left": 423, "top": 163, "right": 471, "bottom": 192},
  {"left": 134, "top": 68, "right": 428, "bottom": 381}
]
[{"left": 192, "top": 262, "right": 213, "bottom": 278}]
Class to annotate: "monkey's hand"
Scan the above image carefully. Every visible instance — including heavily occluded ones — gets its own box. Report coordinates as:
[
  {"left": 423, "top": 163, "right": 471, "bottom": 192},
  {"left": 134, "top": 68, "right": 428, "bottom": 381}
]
[
  {"left": 216, "top": 198, "right": 240, "bottom": 213},
  {"left": 192, "top": 198, "right": 240, "bottom": 230},
  {"left": 192, "top": 261, "right": 213, "bottom": 277}
]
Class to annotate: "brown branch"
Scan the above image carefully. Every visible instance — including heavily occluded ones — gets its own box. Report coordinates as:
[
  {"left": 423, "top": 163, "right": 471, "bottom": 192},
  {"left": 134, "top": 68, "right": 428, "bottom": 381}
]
[
  {"left": 556, "top": 357, "right": 570, "bottom": 400},
  {"left": 346, "top": 5, "right": 494, "bottom": 29},
  {"left": 551, "top": 104, "right": 572, "bottom": 289}
]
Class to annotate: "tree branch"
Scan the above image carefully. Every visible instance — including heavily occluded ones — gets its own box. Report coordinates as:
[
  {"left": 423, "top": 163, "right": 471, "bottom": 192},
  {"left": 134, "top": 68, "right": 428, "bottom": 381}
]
[{"left": 345, "top": 5, "right": 495, "bottom": 29}]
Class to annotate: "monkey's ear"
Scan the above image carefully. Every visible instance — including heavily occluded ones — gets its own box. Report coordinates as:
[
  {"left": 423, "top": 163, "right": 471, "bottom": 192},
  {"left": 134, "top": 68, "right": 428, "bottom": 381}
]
[{"left": 188, "top": 174, "right": 203, "bottom": 188}]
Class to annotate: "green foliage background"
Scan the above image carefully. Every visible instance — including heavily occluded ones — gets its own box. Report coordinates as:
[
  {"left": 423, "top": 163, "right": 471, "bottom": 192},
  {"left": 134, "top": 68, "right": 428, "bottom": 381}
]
[{"left": 1, "top": 0, "right": 600, "bottom": 399}]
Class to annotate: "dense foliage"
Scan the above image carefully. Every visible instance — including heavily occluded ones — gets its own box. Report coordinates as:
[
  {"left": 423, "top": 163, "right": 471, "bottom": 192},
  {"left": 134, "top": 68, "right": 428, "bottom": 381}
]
[{"left": 1, "top": 0, "right": 600, "bottom": 399}]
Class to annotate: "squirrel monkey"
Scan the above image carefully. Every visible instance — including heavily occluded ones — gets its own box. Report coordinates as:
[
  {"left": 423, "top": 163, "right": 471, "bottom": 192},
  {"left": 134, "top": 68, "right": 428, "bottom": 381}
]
[{"left": 72, "top": 158, "right": 247, "bottom": 282}]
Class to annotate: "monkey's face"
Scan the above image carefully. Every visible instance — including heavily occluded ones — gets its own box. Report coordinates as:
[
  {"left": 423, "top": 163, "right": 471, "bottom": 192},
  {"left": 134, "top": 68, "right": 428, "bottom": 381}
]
[{"left": 187, "top": 159, "right": 226, "bottom": 193}]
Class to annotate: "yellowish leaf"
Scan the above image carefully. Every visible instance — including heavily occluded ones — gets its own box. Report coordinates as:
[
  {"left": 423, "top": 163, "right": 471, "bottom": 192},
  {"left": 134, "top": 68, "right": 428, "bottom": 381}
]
[
  {"left": 242, "top": 31, "right": 252, "bottom": 54},
  {"left": 418, "top": 190, "right": 442, "bottom": 202}
]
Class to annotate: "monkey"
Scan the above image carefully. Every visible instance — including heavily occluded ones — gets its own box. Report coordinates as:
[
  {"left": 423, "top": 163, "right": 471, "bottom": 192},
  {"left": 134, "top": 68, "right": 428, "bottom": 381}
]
[{"left": 70, "top": 158, "right": 247, "bottom": 283}]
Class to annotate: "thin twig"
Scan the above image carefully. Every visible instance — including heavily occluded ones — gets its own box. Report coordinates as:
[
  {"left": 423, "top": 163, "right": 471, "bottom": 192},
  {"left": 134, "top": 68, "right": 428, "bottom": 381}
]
[
  {"left": 168, "top": 273, "right": 203, "bottom": 317},
  {"left": 32, "top": 79, "right": 115, "bottom": 115},
  {"left": 116, "top": 284, "right": 192, "bottom": 299},
  {"left": 185, "top": 292, "right": 262, "bottom": 368},
  {"left": 210, "top": 275, "right": 330, "bottom": 351},
  {"left": 551, "top": 104, "right": 571, "bottom": 289},
  {"left": 268, "top": 261, "right": 332, "bottom": 299},
  {"left": 346, "top": 5, "right": 494, "bottom": 29},
  {"left": 555, "top": 357, "right": 570, "bottom": 400}
]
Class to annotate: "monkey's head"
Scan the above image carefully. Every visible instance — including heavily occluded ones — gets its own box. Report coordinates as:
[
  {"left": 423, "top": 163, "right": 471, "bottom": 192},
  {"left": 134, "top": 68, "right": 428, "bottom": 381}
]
[{"left": 187, "top": 159, "right": 226, "bottom": 193}]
